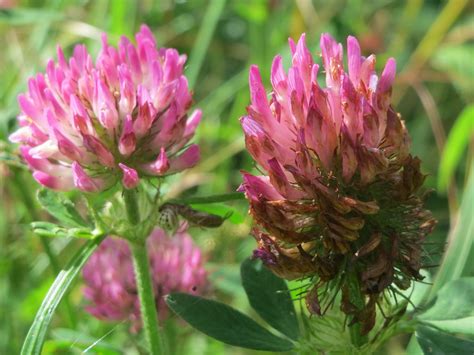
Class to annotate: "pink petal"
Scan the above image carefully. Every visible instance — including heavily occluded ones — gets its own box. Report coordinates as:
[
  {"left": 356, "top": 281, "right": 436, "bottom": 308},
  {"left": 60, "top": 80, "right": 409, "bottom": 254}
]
[
  {"left": 270, "top": 55, "right": 288, "bottom": 99},
  {"left": 82, "top": 135, "right": 115, "bottom": 168},
  {"left": 267, "top": 158, "right": 304, "bottom": 199},
  {"left": 119, "top": 114, "right": 136, "bottom": 157},
  {"left": 240, "top": 173, "right": 283, "bottom": 201},
  {"left": 119, "top": 163, "right": 140, "bottom": 189},
  {"left": 142, "top": 147, "right": 170, "bottom": 175},
  {"left": 94, "top": 76, "right": 118, "bottom": 131},
  {"left": 183, "top": 109, "right": 202, "bottom": 139},
  {"left": 320, "top": 33, "right": 343, "bottom": 88},
  {"left": 133, "top": 100, "right": 155, "bottom": 137},
  {"left": 168, "top": 144, "right": 200, "bottom": 173},
  {"left": 249, "top": 65, "right": 271, "bottom": 116},
  {"left": 72, "top": 162, "right": 104, "bottom": 192},
  {"left": 377, "top": 58, "right": 396, "bottom": 94},
  {"left": 33, "top": 171, "right": 74, "bottom": 191},
  {"left": 347, "top": 36, "right": 362, "bottom": 85},
  {"left": 118, "top": 64, "right": 136, "bottom": 115},
  {"left": 29, "top": 140, "right": 59, "bottom": 159},
  {"left": 54, "top": 128, "right": 83, "bottom": 162}
]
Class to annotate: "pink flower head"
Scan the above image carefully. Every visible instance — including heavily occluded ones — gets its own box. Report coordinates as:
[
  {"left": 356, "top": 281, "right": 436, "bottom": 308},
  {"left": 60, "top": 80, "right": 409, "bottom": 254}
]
[
  {"left": 10, "top": 25, "right": 201, "bottom": 192},
  {"left": 242, "top": 33, "right": 406, "bottom": 188},
  {"left": 82, "top": 226, "right": 209, "bottom": 330},
  {"left": 240, "top": 34, "right": 435, "bottom": 333}
]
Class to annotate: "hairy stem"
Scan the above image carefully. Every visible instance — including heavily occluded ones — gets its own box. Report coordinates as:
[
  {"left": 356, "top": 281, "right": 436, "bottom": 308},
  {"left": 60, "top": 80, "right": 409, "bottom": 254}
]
[
  {"left": 123, "top": 188, "right": 141, "bottom": 225},
  {"left": 129, "top": 240, "right": 164, "bottom": 355},
  {"left": 123, "top": 189, "right": 164, "bottom": 355}
]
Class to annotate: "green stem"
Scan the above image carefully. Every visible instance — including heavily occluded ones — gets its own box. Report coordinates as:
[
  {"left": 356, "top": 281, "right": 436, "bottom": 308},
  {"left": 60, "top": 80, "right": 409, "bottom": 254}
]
[
  {"left": 129, "top": 241, "right": 164, "bottom": 355},
  {"left": 123, "top": 189, "right": 164, "bottom": 355},
  {"left": 123, "top": 189, "right": 140, "bottom": 225}
]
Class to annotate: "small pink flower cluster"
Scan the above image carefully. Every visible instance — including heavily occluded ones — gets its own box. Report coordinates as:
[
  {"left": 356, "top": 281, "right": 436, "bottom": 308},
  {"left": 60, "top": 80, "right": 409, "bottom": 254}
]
[
  {"left": 82, "top": 226, "right": 208, "bottom": 330},
  {"left": 10, "top": 25, "right": 200, "bottom": 192}
]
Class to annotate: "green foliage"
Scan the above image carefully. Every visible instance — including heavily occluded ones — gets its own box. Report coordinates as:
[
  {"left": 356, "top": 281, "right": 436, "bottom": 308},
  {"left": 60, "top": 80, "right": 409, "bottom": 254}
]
[
  {"left": 190, "top": 203, "right": 245, "bottom": 224},
  {"left": 416, "top": 326, "right": 474, "bottom": 355},
  {"left": 241, "top": 258, "right": 300, "bottom": 341},
  {"left": 166, "top": 293, "right": 294, "bottom": 352},
  {"left": 0, "top": 8, "right": 63, "bottom": 25},
  {"left": 430, "top": 165, "right": 474, "bottom": 298},
  {"left": 186, "top": 0, "right": 227, "bottom": 88},
  {"left": 438, "top": 105, "right": 474, "bottom": 191},
  {"left": 44, "top": 328, "right": 121, "bottom": 354},
  {"left": 30, "top": 221, "right": 95, "bottom": 239},
  {"left": 408, "top": 278, "right": 474, "bottom": 355},
  {"left": 37, "top": 190, "right": 89, "bottom": 228},
  {"left": 0, "top": 0, "right": 472, "bottom": 353},
  {"left": 169, "top": 192, "right": 245, "bottom": 205},
  {"left": 432, "top": 43, "right": 474, "bottom": 101},
  {"left": 166, "top": 258, "right": 301, "bottom": 351},
  {"left": 21, "top": 235, "right": 105, "bottom": 355},
  {"left": 417, "top": 278, "right": 474, "bottom": 335}
]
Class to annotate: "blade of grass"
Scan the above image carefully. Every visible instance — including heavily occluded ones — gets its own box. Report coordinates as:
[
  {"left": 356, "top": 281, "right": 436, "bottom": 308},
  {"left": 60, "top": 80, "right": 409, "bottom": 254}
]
[
  {"left": 11, "top": 170, "right": 77, "bottom": 328},
  {"left": 186, "top": 0, "right": 227, "bottom": 88},
  {"left": 21, "top": 234, "right": 106, "bottom": 355},
  {"left": 429, "top": 164, "right": 474, "bottom": 300},
  {"left": 110, "top": 0, "right": 135, "bottom": 38},
  {"left": 394, "top": 0, "right": 469, "bottom": 104},
  {"left": 438, "top": 105, "right": 474, "bottom": 192}
]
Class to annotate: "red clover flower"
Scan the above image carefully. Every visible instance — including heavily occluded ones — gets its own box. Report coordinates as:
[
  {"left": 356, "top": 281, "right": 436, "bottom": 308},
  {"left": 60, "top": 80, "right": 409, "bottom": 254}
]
[
  {"left": 10, "top": 25, "right": 200, "bottom": 192},
  {"left": 82, "top": 225, "right": 209, "bottom": 331},
  {"left": 239, "top": 33, "right": 436, "bottom": 333}
]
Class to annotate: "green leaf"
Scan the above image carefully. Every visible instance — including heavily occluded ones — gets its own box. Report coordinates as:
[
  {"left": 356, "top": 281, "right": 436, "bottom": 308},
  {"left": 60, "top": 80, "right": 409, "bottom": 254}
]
[
  {"left": 31, "top": 222, "right": 94, "bottom": 239},
  {"left": 438, "top": 104, "right": 474, "bottom": 191},
  {"left": 416, "top": 325, "right": 474, "bottom": 355},
  {"left": 190, "top": 203, "right": 245, "bottom": 224},
  {"left": 165, "top": 293, "right": 294, "bottom": 352},
  {"left": 21, "top": 235, "right": 106, "bottom": 355},
  {"left": 241, "top": 258, "right": 300, "bottom": 341},
  {"left": 417, "top": 278, "right": 474, "bottom": 335},
  {"left": 0, "top": 8, "right": 63, "bottom": 25},
  {"left": 37, "top": 189, "right": 89, "bottom": 228},
  {"left": 169, "top": 192, "right": 246, "bottom": 205},
  {"left": 430, "top": 166, "right": 474, "bottom": 298},
  {"left": 406, "top": 337, "right": 424, "bottom": 355}
]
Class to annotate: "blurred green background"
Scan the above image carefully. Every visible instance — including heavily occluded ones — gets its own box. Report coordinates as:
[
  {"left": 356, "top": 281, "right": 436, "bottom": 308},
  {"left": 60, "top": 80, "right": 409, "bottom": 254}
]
[{"left": 0, "top": 0, "right": 472, "bottom": 354}]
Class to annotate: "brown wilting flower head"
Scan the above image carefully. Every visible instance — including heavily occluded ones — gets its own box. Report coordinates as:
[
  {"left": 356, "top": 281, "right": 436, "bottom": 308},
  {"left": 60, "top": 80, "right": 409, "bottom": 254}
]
[
  {"left": 9, "top": 25, "right": 200, "bottom": 192},
  {"left": 239, "top": 33, "right": 436, "bottom": 333}
]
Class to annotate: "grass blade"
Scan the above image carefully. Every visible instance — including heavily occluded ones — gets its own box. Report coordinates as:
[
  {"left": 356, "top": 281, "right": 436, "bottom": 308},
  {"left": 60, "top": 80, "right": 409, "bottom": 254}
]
[
  {"left": 438, "top": 104, "right": 474, "bottom": 191},
  {"left": 186, "top": 0, "right": 226, "bottom": 88},
  {"left": 429, "top": 165, "right": 474, "bottom": 300},
  {"left": 21, "top": 235, "right": 106, "bottom": 355}
]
